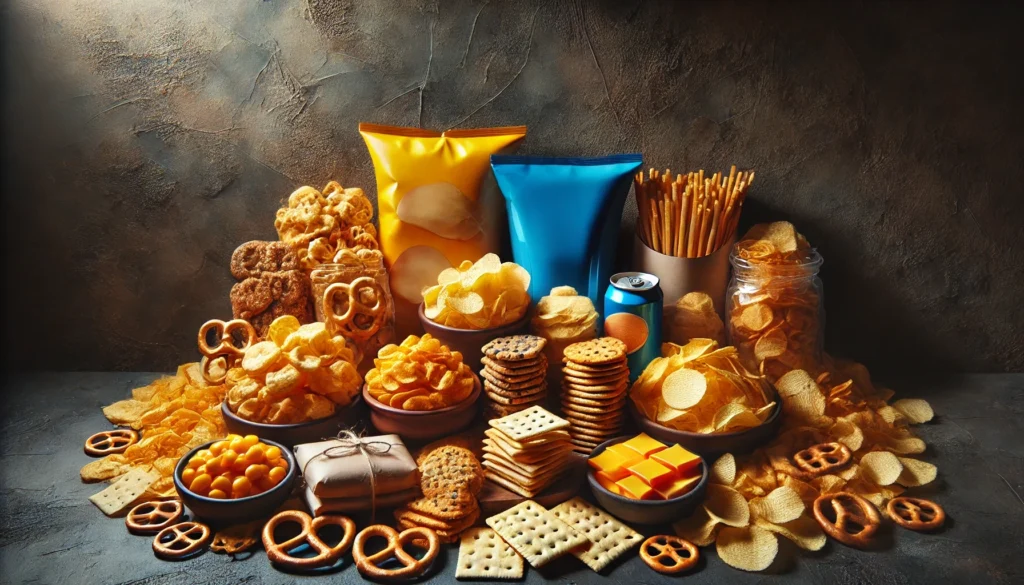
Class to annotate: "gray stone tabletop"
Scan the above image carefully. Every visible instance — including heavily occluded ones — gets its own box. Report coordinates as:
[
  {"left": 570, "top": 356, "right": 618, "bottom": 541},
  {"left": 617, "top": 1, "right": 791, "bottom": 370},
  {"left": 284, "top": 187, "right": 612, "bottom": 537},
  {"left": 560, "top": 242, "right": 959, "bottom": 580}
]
[{"left": 1, "top": 372, "right": 1021, "bottom": 584}]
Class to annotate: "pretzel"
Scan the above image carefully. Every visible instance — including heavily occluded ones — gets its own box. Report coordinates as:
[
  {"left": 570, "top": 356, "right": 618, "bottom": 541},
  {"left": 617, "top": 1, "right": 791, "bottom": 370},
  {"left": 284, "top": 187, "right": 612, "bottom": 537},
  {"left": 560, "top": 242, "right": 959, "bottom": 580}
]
[
  {"left": 152, "top": 521, "right": 211, "bottom": 560},
  {"left": 353, "top": 524, "right": 439, "bottom": 581},
  {"left": 639, "top": 535, "right": 699, "bottom": 574},
  {"left": 126, "top": 500, "right": 184, "bottom": 534},
  {"left": 887, "top": 497, "right": 945, "bottom": 531},
  {"left": 813, "top": 492, "right": 881, "bottom": 548},
  {"left": 793, "top": 442, "right": 852, "bottom": 476},
  {"left": 198, "top": 319, "right": 257, "bottom": 357},
  {"left": 262, "top": 510, "right": 356, "bottom": 570},
  {"left": 323, "top": 276, "right": 386, "bottom": 341},
  {"left": 84, "top": 429, "right": 138, "bottom": 456}
]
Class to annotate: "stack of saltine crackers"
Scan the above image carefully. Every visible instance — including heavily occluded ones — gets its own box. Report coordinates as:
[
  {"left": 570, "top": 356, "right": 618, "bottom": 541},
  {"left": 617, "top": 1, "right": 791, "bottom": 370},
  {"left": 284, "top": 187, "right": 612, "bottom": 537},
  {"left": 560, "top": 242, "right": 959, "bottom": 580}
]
[
  {"left": 481, "top": 406, "right": 573, "bottom": 498},
  {"left": 560, "top": 337, "right": 629, "bottom": 453},
  {"left": 456, "top": 497, "right": 641, "bottom": 578},
  {"left": 480, "top": 335, "right": 549, "bottom": 418}
]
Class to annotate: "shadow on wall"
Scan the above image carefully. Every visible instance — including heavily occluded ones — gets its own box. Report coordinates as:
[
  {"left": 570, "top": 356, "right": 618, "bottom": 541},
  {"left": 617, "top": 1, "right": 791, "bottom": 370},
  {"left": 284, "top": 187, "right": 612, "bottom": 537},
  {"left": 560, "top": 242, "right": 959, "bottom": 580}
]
[{"left": 2, "top": 0, "right": 1023, "bottom": 374}]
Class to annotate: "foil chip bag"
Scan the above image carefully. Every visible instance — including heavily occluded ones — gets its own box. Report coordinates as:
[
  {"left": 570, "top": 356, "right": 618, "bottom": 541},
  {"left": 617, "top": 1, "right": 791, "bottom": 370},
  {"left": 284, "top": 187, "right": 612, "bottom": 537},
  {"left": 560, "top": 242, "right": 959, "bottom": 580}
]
[{"left": 359, "top": 123, "right": 526, "bottom": 335}]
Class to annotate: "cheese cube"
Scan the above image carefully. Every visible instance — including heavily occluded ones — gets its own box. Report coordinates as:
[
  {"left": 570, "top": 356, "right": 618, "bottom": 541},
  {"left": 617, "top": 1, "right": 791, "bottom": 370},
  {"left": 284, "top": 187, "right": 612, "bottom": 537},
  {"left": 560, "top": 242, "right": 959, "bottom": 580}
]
[
  {"left": 651, "top": 444, "right": 702, "bottom": 476},
  {"left": 627, "top": 458, "right": 675, "bottom": 489},
  {"left": 655, "top": 473, "right": 701, "bottom": 500},
  {"left": 588, "top": 449, "right": 635, "bottom": 480},
  {"left": 604, "top": 443, "right": 644, "bottom": 468},
  {"left": 616, "top": 475, "right": 659, "bottom": 500},
  {"left": 620, "top": 433, "right": 668, "bottom": 458},
  {"left": 595, "top": 472, "right": 627, "bottom": 496}
]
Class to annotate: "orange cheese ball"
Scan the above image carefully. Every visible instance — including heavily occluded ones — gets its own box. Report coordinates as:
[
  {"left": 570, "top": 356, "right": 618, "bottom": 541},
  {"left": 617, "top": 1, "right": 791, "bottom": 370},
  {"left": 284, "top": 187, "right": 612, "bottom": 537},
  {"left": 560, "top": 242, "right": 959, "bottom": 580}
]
[{"left": 181, "top": 435, "right": 288, "bottom": 499}]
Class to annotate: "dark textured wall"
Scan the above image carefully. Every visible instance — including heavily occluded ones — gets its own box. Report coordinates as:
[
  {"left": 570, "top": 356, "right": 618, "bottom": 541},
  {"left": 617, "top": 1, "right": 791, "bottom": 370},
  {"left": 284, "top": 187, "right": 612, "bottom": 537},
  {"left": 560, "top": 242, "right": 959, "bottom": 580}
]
[{"left": 3, "top": 0, "right": 1022, "bottom": 374}]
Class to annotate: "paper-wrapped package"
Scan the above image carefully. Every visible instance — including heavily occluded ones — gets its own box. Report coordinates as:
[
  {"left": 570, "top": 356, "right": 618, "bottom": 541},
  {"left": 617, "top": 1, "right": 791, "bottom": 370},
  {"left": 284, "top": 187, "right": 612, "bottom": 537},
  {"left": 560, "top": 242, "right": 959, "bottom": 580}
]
[
  {"left": 304, "top": 486, "right": 418, "bottom": 516},
  {"left": 294, "top": 434, "right": 418, "bottom": 500}
]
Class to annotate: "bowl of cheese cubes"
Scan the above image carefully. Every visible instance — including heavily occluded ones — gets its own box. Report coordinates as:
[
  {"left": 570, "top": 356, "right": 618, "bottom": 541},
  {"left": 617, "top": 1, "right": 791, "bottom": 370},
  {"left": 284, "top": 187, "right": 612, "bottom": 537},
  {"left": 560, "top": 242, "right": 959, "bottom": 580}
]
[{"left": 586, "top": 433, "right": 707, "bottom": 525}]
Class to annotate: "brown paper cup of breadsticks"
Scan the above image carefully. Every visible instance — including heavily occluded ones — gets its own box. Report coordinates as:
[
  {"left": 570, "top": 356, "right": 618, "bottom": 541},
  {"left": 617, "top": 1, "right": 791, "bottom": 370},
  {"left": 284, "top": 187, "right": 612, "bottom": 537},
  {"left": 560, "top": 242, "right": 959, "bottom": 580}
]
[{"left": 631, "top": 165, "right": 754, "bottom": 316}]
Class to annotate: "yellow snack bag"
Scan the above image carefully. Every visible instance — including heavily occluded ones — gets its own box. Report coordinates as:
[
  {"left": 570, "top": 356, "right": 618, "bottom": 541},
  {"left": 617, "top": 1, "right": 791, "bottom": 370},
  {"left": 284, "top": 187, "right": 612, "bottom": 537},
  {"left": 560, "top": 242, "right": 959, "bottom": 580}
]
[{"left": 360, "top": 123, "right": 526, "bottom": 335}]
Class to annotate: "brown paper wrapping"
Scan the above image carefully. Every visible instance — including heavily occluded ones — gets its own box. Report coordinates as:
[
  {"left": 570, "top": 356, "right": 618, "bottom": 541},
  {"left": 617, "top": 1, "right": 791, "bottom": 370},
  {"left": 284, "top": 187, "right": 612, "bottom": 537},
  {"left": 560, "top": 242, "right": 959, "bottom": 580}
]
[
  {"left": 303, "top": 486, "right": 418, "bottom": 516},
  {"left": 294, "top": 434, "right": 418, "bottom": 499}
]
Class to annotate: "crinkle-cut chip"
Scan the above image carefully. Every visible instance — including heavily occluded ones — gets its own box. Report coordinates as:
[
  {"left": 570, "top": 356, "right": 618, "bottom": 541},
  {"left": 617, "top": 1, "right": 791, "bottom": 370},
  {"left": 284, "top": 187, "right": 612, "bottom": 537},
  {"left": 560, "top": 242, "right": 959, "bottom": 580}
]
[
  {"left": 711, "top": 453, "right": 737, "bottom": 486},
  {"left": 859, "top": 451, "right": 903, "bottom": 486},
  {"left": 870, "top": 431, "right": 927, "bottom": 455},
  {"left": 749, "top": 486, "right": 804, "bottom": 524},
  {"left": 673, "top": 506, "right": 721, "bottom": 546},
  {"left": 267, "top": 315, "right": 301, "bottom": 347},
  {"left": 662, "top": 369, "right": 707, "bottom": 410},
  {"left": 550, "top": 285, "right": 578, "bottom": 296},
  {"left": 81, "top": 455, "right": 130, "bottom": 483},
  {"left": 896, "top": 457, "right": 937, "bottom": 487},
  {"left": 716, "top": 525, "right": 778, "bottom": 572},
  {"left": 775, "top": 369, "right": 819, "bottom": 398},
  {"left": 837, "top": 463, "right": 860, "bottom": 481},
  {"left": 754, "top": 515, "right": 826, "bottom": 551},
  {"left": 782, "top": 388, "right": 827, "bottom": 421},
  {"left": 714, "top": 403, "right": 763, "bottom": 432},
  {"left": 891, "top": 398, "right": 934, "bottom": 424},
  {"left": 780, "top": 476, "right": 819, "bottom": 506},
  {"left": 876, "top": 405, "right": 906, "bottom": 425},
  {"left": 704, "top": 484, "right": 750, "bottom": 527},
  {"left": 740, "top": 304, "right": 774, "bottom": 332},
  {"left": 242, "top": 341, "right": 282, "bottom": 375},
  {"left": 830, "top": 418, "right": 864, "bottom": 452}
]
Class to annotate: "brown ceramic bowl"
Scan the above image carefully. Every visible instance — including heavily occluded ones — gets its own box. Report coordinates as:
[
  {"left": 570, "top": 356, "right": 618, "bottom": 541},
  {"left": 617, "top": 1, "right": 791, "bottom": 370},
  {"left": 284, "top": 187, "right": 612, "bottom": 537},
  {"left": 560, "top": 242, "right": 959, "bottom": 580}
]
[
  {"left": 362, "top": 373, "right": 481, "bottom": 441},
  {"left": 417, "top": 303, "right": 530, "bottom": 371},
  {"left": 220, "top": 395, "right": 366, "bottom": 449},
  {"left": 627, "top": 381, "right": 783, "bottom": 458}
]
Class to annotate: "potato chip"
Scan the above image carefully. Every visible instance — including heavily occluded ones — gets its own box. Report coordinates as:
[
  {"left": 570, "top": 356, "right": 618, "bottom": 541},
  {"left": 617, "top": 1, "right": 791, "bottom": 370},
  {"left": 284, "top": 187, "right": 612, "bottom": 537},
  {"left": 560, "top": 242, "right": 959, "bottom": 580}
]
[
  {"left": 711, "top": 454, "right": 737, "bottom": 485},
  {"left": 662, "top": 369, "right": 707, "bottom": 410},
  {"left": 421, "top": 253, "right": 531, "bottom": 329},
  {"left": 753, "top": 515, "right": 826, "bottom": 551},
  {"left": 891, "top": 398, "right": 934, "bottom": 424},
  {"left": 859, "top": 451, "right": 903, "bottom": 486},
  {"left": 749, "top": 486, "right": 804, "bottom": 524},
  {"left": 673, "top": 506, "right": 721, "bottom": 546},
  {"left": 667, "top": 291, "right": 726, "bottom": 345},
  {"left": 716, "top": 525, "right": 778, "bottom": 572},
  {"left": 365, "top": 334, "right": 475, "bottom": 411},
  {"left": 704, "top": 484, "right": 750, "bottom": 527},
  {"left": 896, "top": 457, "right": 937, "bottom": 487}
]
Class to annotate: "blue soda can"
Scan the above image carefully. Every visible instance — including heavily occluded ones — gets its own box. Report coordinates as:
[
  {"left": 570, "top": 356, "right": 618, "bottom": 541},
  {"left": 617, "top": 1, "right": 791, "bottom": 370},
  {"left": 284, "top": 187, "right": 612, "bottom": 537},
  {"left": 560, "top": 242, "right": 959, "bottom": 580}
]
[{"left": 604, "top": 272, "right": 663, "bottom": 381}]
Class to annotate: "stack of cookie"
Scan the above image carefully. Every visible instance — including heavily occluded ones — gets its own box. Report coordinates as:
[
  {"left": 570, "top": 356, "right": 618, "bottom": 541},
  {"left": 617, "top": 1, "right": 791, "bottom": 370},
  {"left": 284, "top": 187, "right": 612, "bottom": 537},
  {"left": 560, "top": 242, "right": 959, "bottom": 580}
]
[
  {"left": 482, "top": 406, "right": 573, "bottom": 498},
  {"left": 480, "top": 335, "right": 549, "bottom": 419},
  {"left": 394, "top": 445, "right": 484, "bottom": 543},
  {"left": 560, "top": 337, "right": 630, "bottom": 454}
]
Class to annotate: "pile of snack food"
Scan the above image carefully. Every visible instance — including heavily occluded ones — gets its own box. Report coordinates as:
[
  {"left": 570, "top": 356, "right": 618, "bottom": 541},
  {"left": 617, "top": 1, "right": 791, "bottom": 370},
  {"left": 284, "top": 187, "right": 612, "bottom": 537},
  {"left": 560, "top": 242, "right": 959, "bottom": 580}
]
[{"left": 76, "top": 124, "right": 944, "bottom": 580}]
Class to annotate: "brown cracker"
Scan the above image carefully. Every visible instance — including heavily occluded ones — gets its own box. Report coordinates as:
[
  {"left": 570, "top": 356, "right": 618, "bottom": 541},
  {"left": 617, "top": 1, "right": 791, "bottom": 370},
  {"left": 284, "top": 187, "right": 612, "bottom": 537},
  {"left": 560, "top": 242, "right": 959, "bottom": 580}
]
[
  {"left": 482, "top": 355, "right": 547, "bottom": 376},
  {"left": 563, "top": 338, "right": 627, "bottom": 365},
  {"left": 563, "top": 359, "right": 627, "bottom": 374},
  {"left": 482, "top": 335, "right": 547, "bottom": 361},
  {"left": 487, "top": 391, "right": 547, "bottom": 407}
]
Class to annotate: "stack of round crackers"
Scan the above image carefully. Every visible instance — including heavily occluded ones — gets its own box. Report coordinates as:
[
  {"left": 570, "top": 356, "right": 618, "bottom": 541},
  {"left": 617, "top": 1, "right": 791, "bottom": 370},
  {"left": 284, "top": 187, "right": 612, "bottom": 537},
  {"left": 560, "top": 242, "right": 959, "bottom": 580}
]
[
  {"left": 480, "top": 335, "right": 549, "bottom": 419},
  {"left": 560, "top": 337, "right": 629, "bottom": 454},
  {"left": 393, "top": 445, "right": 484, "bottom": 543}
]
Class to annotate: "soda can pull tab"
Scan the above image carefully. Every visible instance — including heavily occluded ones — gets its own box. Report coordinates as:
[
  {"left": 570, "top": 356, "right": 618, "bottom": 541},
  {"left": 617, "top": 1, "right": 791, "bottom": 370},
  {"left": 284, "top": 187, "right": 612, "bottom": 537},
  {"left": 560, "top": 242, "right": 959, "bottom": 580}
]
[{"left": 628, "top": 276, "right": 645, "bottom": 288}]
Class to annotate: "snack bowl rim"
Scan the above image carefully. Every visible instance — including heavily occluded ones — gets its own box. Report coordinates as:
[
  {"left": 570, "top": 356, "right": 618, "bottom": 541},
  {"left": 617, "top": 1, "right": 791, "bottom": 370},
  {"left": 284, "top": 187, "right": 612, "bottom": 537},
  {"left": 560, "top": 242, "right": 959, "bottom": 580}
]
[
  {"left": 586, "top": 436, "right": 709, "bottom": 510},
  {"left": 416, "top": 302, "right": 531, "bottom": 335},
  {"left": 361, "top": 372, "right": 482, "bottom": 416},
  {"left": 220, "top": 394, "right": 364, "bottom": 431},
  {"left": 626, "top": 380, "right": 782, "bottom": 453},
  {"left": 173, "top": 437, "right": 297, "bottom": 506}
]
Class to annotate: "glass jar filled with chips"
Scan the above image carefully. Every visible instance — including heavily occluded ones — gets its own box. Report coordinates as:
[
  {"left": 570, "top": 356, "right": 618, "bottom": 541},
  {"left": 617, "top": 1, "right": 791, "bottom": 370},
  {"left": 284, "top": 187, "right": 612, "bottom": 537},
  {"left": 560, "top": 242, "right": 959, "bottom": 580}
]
[
  {"left": 725, "top": 222, "right": 824, "bottom": 381},
  {"left": 310, "top": 252, "right": 395, "bottom": 373}
]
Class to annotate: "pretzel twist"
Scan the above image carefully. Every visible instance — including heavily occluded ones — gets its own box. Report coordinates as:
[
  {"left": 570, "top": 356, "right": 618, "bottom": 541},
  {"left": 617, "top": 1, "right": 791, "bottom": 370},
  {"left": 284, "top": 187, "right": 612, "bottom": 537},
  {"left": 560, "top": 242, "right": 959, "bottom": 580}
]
[
  {"left": 353, "top": 525, "right": 439, "bottom": 581},
  {"left": 323, "top": 277, "right": 386, "bottom": 341},
  {"left": 887, "top": 497, "right": 945, "bottom": 531},
  {"left": 84, "top": 429, "right": 138, "bottom": 456},
  {"left": 197, "top": 319, "right": 257, "bottom": 383},
  {"left": 793, "top": 442, "right": 852, "bottom": 476},
  {"left": 639, "top": 535, "right": 699, "bottom": 574},
  {"left": 126, "top": 500, "right": 184, "bottom": 535},
  {"left": 262, "top": 510, "right": 356, "bottom": 570},
  {"left": 152, "top": 521, "right": 211, "bottom": 559},
  {"left": 813, "top": 492, "right": 881, "bottom": 548}
]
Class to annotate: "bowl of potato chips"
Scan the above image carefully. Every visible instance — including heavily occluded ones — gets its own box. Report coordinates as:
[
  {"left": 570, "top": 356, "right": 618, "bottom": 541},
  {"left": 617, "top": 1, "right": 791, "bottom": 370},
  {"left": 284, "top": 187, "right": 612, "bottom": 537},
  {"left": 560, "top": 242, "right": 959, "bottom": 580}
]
[
  {"left": 220, "top": 396, "right": 364, "bottom": 448},
  {"left": 417, "top": 253, "right": 532, "bottom": 371},
  {"left": 363, "top": 334, "right": 482, "bottom": 440},
  {"left": 174, "top": 435, "right": 296, "bottom": 526},
  {"left": 628, "top": 338, "right": 782, "bottom": 457}
]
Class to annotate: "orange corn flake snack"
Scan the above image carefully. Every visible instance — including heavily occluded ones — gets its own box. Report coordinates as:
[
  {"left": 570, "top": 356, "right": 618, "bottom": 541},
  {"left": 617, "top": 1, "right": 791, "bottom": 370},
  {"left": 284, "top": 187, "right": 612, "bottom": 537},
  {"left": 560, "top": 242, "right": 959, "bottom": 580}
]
[
  {"left": 365, "top": 334, "right": 475, "bottom": 410},
  {"left": 80, "top": 363, "right": 228, "bottom": 498},
  {"left": 275, "top": 181, "right": 381, "bottom": 272}
]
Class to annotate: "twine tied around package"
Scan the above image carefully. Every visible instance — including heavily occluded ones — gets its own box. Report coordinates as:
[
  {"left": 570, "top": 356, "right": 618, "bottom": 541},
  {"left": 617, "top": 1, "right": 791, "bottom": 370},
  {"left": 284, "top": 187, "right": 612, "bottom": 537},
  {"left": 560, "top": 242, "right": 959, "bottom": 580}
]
[{"left": 301, "top": 430, "right": 392, "bottom": 522}]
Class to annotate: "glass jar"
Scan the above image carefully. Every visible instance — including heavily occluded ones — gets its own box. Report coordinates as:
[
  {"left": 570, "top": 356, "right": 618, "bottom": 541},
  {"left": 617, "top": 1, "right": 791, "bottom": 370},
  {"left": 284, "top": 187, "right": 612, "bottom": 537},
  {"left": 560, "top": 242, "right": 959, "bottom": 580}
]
[
  {"left": 311, "top": 255, "right": 395, "bottom": 373},
  {"left": 725, "top": 248, "right": 824, "bottom": 381}
]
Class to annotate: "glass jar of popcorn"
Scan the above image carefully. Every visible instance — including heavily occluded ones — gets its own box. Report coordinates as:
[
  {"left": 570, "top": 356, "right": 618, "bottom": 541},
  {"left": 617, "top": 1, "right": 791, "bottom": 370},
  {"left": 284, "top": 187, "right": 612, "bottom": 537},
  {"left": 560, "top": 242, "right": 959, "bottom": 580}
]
[
  {"left": 726, "top": 248, "right": 824, "bottom": 381},
  {"left": 311, "top": 251, "right": 395, "bottom": 373}
]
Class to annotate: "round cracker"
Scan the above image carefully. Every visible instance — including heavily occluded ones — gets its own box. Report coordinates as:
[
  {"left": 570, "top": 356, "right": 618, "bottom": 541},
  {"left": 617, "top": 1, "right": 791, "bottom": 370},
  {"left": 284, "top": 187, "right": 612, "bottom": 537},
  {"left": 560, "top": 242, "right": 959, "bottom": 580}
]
[
  {"left": 563, "top": 338, "right": 627, "bottom": 365},
  {"left": 482, "top": 335, "right": 547, "bottom": 361}
]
